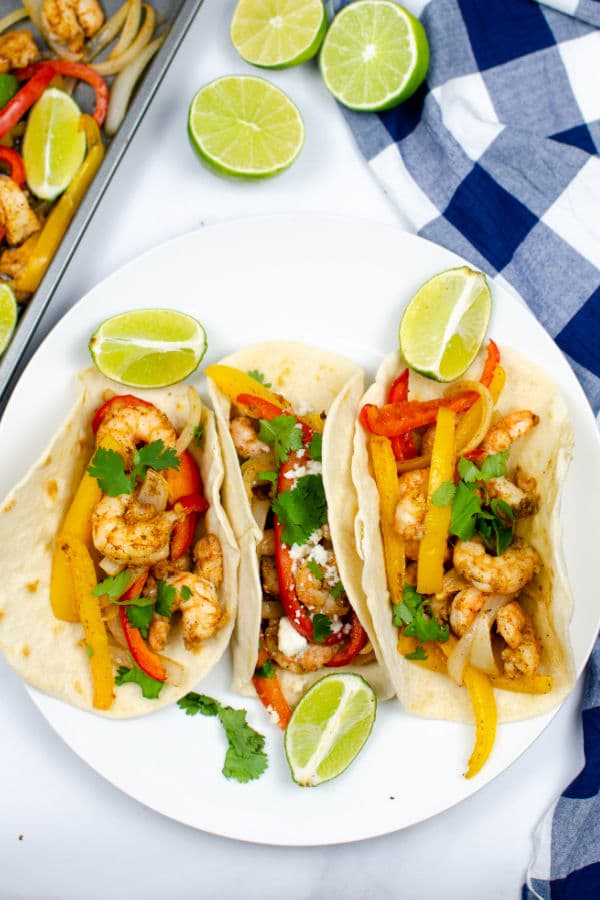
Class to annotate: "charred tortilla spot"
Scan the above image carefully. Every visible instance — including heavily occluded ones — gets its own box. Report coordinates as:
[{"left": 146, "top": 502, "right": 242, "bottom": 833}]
[{"left": 25, "top": 580, "right": 39, "bottom": 593}]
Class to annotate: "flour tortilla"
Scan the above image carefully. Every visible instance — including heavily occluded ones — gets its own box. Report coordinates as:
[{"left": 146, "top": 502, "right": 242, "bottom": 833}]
[
  {"left": 0, "top": 368, "right": 239, "bottom": 718},
  {"left": 207, "top": 341, "right": 393, "bottom": 706},
  {"left": 351, "top": 346, "right": 575, "bottom": 723}
]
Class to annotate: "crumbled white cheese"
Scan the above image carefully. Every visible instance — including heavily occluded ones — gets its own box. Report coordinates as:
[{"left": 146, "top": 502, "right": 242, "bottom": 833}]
[
  {"left": 308, "top": 544, "right": 329, "bottom": 567},
  {"left": 265, "top": 705, "right": 280, "bottom": 726},
  {"left": 278, "top": 616, "right": 308, "bottom": 657}
]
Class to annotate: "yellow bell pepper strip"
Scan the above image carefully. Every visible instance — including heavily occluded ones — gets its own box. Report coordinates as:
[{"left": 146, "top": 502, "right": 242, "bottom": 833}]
[
  {"left": 489, "top": 673, "right": 553, "bottom": 694},
  {"left": 417, "top": 407, "right": 456, "bottom": 595},
  {"left": 60, "top": 535, "right": 114, "bottom": 710},
  {"left": 368, "top": 435, "right": 404, "bottom": 606},
  {"left": 16, "top": 114, "right": 105, "bottom": 294},
  {"left": 462, "top": 665, "right": 497, "bottom": 779},
  {"left": 397, "top": 633, "right": 448, "bottom": 673}
]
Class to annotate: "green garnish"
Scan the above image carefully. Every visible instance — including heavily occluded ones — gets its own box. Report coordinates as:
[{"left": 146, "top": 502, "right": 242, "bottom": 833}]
[
  {"left": 308, "top": 432, "right": 322, "bottom": 461},
  {"left": 92, "top": 570, "right": 133, "bottom": 599},
  {"left": 194, "top": 424, "right": 204, "bottom": 445},
  {"left": 306, "top": 559, "right": 324, "bottom": 581},
  {"left": 271, "top": 474, "right": 328, "bottom": 546},
  {"left": 87, "top": 440, "right": 179, "bottom": 496},
  {"left": 405, "top": 645, "right": 428, "bottom": 661},
  {"left": 329, "top": 581, "right": 345, "bottom": 599},
  {"left": 155, "top": 581, "right": 176, "bottom": 618},
  {"left": 258, "top": 415, "right": 303, "bottom": 466},
  {"left": 126, "top": 603, "right": 154, "bottom": 638},
  {"left": 257, "top": 470, "right": 278, "bottom": 486},
  {"left": 84, "top": 643, "right": 94, "bottom": 658},
  {"left": 312, "top": 613, "right": 333, "bottom": 644},
  {"left": 392, "top": 583, "right": 449, "bottom": 644},
  {"left": 180, "top": 585, "right": 193, "bottom": 602},
  {"left": 115, "top": 664, "right": 163, "bottom": 699},
  {"left": 247, "top": 369, "right": 271, "bottom": 389},
  {"left": 254, "top": 659, "right": 275, "bottom": 679}
]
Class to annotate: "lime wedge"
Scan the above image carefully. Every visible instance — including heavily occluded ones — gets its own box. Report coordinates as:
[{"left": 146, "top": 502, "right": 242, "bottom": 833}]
[
  {"left": 89, "top": 309, "right": 207, "bottom": 388},
  {"left": 319, "top": 0, "right": 429, "bottom": 111},
  {"left": 0, "top": 283, "right": 18, "bottom": 356},
  {"left": 23, "top": 87, "right": 86, "bottom": 200},
  {"left": 231, "top": 0, "right": 327, "bottom": 68},
  {"left": 188, "top": 75, "right": 304, "bottom": 178},
  {"left": 399, "top": 267, "right": 492, "bottom": 382},
  {"left": 284, "top": 673, "right": 376, "bottom": 786}
]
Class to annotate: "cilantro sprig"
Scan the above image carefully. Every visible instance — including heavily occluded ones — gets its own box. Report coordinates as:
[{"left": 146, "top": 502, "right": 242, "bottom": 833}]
[
  {"left": 392, "top": 583, "right": 449, "bottom": 657},
  {"left": 258, "top": 415, "right": 303, "bottom": 466},
  {"left": 87, "top": 440, "right": 180, "bottom": 496},
  {"left": 178, "top": 692, "right": 268, "bottom": 783},
  {"left": 271, "top": 473, "right": 327, "bottom": 546},
  {"left": 92, "top": 570, "right": 133, "bottom": 599},
  {"left": 312, "top": 613, "right": 333, "bottom": 644},
  {"left": 116, "top": 664, "right": 164, "bottom": 699},
  {"left": 247, "top": 369, "right": 271, "bottom": 389}
]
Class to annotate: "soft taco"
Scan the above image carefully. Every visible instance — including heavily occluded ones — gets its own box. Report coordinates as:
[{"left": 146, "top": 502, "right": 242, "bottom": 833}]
[
  {"left": 0, "top": 368, "right": 238, "bottom": 717},
  {"left": 206, "top": 341, "right": 393, "bottom": 727},
  {"left": 351, "top": 342, "right": 575, "bottom": 774}
]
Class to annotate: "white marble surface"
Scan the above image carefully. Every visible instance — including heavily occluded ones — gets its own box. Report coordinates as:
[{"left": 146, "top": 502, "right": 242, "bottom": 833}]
[{"left": 0, "top": 1, "right": 588, "bottom": 897}]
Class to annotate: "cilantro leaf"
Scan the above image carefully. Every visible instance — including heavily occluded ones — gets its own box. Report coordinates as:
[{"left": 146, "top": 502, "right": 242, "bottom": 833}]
[
  {"left": 329, "top": 581, "right": 345, "bottom": 599},
  {"left": 431, "top": 480, "right": 456, "bottom": 507},
  {"left": 393, "top": 583, "right": 448, "bottom": 644},
  {"left": 115, "top": 664, "right": 163, "bottom": 699},
  {"left": 126, "top": 604, "right": 154, "bottom": 638},
  {"left": 257, "top": 470, "right": 278, "bottom": 486},
  {"left": 312, "top": 613, "right": 333, "bottom": 644},
  {"left": 92, "top": 570, "right": 133, "bottom": 599},
  {"left": 254, "top": 659, "right": 275, "bottom": 679},
  {"left": 449, "top": 481, "right": 482, "bottom": 540},
  {"left": 457, "top": 456, "right": 481, "bottom": 484},
  {"left": 405, "top": 645, "right": 428, "bottom": 661},
  {"left": 133, "top": 440, "right": 179, "bottom": 476},
  {"left": 258, "top": 415, "right": 303, "bottom": 466},
  {"left": 155, "top": 581, "right": 176, "bottom": 618},
  {"left": 180, "top": 585, "right": 193, "bottom": 602},
  {"left": 247, "top": 369, "right": 271, "bottom": 389},
  {"left": 177, "top": 692, "right": 219, "bottom": 717},
  {"left": 87, "top": 447, "right": 133, "bottom": 496},
  {"left": 194, "top": 424, "right": 204, "bottom": 446},
  {"left": 271, "top": 473, "right": 328, "bottom": 546},
  {"left": 84, "top": 642, "right": 94, "bottom": 658},
  {"left": 306, "top": 559, "right": 324, "bottom": 581},
  {"left": 308, "top": 433, "right": 322, "bottom": 461},
  {"left": 479, "top": 449, "right": 510, "bottom": 481},
  {"left": 112, "top": 594, "right": 154, "bottom": 607}
]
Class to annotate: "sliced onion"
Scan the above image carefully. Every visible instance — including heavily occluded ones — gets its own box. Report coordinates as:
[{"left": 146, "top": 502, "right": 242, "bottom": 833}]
[
  {"left": 396, "top": 451, "right": 432, "bottom": 474},
  {"left": 108, "top": 0, "right": 141, "bottom": 60},
  {"left": 261, "top": 599, "right": 283, "bottom": 620},
  {"left": 92, "top": 4, "right": 155, "bottom": 76},
  {"left": 241, "top": 452, "right": 275, "bottom": 502},
  {"left": 252, "top": 498, "right": 270, "bottom": 533},
  {"left": 174, "top": 385, "right": 202, "bottom": 456},
  {"left": 106, "top": 614, "right": 127, "bottom": 648},
  {"left": 446, "top": 380, "right": 493, "bottom": 457},
  {"left": 104, "top": 32, "right": 164, "bottom": 135},
  {"left": 0, "top": 7, "right": 27, "bottom": 33},
  {"left": 108, "top": 640, "right": 131, "bottom": 666},
  {"left": 258, "top": 528, "right": 275, "bottom": 556},
  {"left": 99, "top": 556, "right": 126, "bottom": 576},
  {"left": 23, "top": 0, "right": 83, "bottom": 61},
  {"left": 84, "top": 0, "right": 130, "bottom": 61},
  {"left": 447, "top": 593, "right": 509, "bottom": 685},
  {"left": 159, "top": 654, "right": 183, "bottom": 687},
  {"left": 138, "top": 469, "right": 169, "bottom": 512}
]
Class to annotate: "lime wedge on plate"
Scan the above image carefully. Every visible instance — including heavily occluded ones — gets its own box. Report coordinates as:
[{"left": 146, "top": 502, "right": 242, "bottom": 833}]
[
  {"left": 0, "top": 283, "right": 18, "bottom": 356},
  {"left": 188, "top": 75, "right": 305, "bottom": 178},
  {"left": 399, "top": 267, "right": 492, "bottom": 382},
  {"left": 23, "top": 87, "right": 86, "bottom": 200},
  {"left": 284, "top": 673, "right": 376, "bottom": 786},
  {"left": 320, "top": 0, "right": 429, "bottom": 111},
  {"left": 231, "top": 0, "right": 327, "bottom": 68},
  {"left": 89, "top": 309, "right": 207, "bottom": 388}
]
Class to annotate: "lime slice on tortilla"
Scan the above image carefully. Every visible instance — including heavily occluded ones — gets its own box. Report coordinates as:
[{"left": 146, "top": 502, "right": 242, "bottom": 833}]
[
  {"left": 319, "top": 0, "right": 429, "bottom": 111},
  {"left": 231, "top": 0, "right": 327, "bottom": 68},
  {"left": 89, "top": 309, "right": 207, "bottom": 388},
  {"left": 399, "top": 267, "right": 492, "bottom": 382},
  {"left": 188, "top": 75, "right": 305, "bottom": 178},
  {"left": 23, "top": 87, "right": 86, "bottom": 200},
  {"left": 284, "top": 673, "right": 376, "bottom": 786},
  {"left": 0, "top": 283, "right": 18, "bottom": 356}
]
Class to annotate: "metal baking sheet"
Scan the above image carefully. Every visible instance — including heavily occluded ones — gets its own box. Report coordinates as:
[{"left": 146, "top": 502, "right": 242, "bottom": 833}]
[{"left": 0, "top": 0, "right": 204, "bottom": 413}]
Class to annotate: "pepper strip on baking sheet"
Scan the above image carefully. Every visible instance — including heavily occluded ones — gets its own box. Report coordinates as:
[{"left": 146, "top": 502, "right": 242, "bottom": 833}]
[
  {"left": 14, "top": 61, "right": 109, "bottom": 125},
  {"left": 0, "top": 64, "right": 55, "bottom": 139},
  {"left": 0, "top": 146, "right": 25, "bottom": 186},
  {"left": 368, "top": 435, "right": 404, "bottom": 606},
  {"left": 252, "top": 640, "right": 291, "bottom": 730},
  {"left": 417, "top": 407, "right": 456, "bottom": 596}
]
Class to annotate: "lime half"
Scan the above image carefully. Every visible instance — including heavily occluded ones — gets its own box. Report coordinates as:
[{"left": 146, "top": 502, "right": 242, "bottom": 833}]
[
  {"left": 23, "top": 87, "right": 86, "bottom": 200},
  {"left": 320, "top": 0, "right": 429, "bottom": 111},
  {"left": 0, "top": 283, "right": 18, "bottom": 356},
  {"left": 231, "top": 0, "right": 327, "bottom": 68},
  {"left": 399, "top": 267, "right": 492, "bottom": 382},
  {"left": 284, "top": 673, "right": 376, "bottom": 787},
  {"left": 188, "top": 75, "right": 305, "bottom": 179},
  {"left": 89, "top": 309, "right": 207, "bottom": 388}
]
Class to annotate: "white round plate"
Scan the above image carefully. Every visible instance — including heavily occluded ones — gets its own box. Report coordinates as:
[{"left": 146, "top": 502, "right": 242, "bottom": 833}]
[{"left": 1, "top": 214, "right": 598, "bottom": 846}]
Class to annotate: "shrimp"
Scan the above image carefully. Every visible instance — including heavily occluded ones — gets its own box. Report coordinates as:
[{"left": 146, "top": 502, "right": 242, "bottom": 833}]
[
  {"left": 481, "top": 411, "right": 539, "bottom": 454},
  {"left": 429, "top": 569, "right": 468, "bottom": 624},
  {"left": 193, "top": 533, "right": 223, "bottom": 587},
  {"left": 449, "top": 587, "right": 488, "bottom": 636},
  {"left": 0, "top": 234, "right": 38, "bottom": 282},
  {"left": 264, "top": 619, "right": 342, "bottom": 674},
  {"left": 92, "top": 493, "right": 181, "bottom": 565},
  {"left": 496, "top": 601, "right": 541, "bottom": 677},
  {"left": 295, "top": 562, "right": 349, "bottom": 618},
  {"left": 95, "top": 399, "right": 177, "bottom": 469},
  {"left": 0, "top": 178, "right": 40, "bottom": 246},
  {"left": 453, "top": 537, "right": 540, "bottom": 594},
  {"left": 151, "top": 553, "right": 191, "bottom": 582},
  {"left": 486, "top": 476, "right": 538, "bottom": 518},
  {"left": 229, "top": 416, "right": 271, "bottom": 459},
  {"left": 260, "top": 555, "right": 280, "bottom": 597},
  {"left": 394, "top": 469, "right": 429, "bottom": 542},
  {"left": 0, "top": 30, "right": 39, "bottom": 73},
  {"left": 148, "top": 613, "right": 170, "bottom": 653},
  {"left": 167, "top": 572, "right": 222, "bottom": 649},
  {"left": 41, "top": 0, "right": 104, "bottom": 54}
]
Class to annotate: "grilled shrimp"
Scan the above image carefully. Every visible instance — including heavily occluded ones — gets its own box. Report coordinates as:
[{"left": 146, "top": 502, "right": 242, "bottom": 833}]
[
  {"left": 0, "top": 234, "right": 38, "bottom": 282},
  {"left": 0, "top": 178, "right": 40, "bottom": 246},
  {"left": 151, "top": 553, "right": 191, "bottom": 581},
  {"left": 429, "top": 569, "right": 468, "bottom": 624},
  {"left": 42, "top": 0, "right": 104, "bottom": 54},
  {"left": 95, "top": 399, "right": 178, "bottom": 469},
  {"left": 454, "top": 537, "right": 540, "bottom": 594},
  {"left": 148, "top": 614, "right": 170, "bottom": 652},
  {"left": 0, "top": 30, "right": 39, "bottom": 72},
  {"left": 264, "top": 619, "right": 342, "bottom": 674},
  {"left": 167, "top": 572, "right": 222, "bottom": 649},
  {"left": 193, "top": 533, "right": 223, "bottom": 587},
  {"left": 229, "top": 416, "right": 271, "bottom": 459},
  {"left": 295, "top": 562, "right": 349, "bottom": 618},
  {"left": 486, "top": 476, "right": 538, "bottom": 518},
  {"left": 92, "top": 493, "right": 181, "bottom": 565},
  {"left": 496, "top": 601, "right": 541, "bottom": 677},
  {"left": 260, "top": 555, "right": 280, "bottom": 597},
  {"left": 394, "top": 469, "right": 429, "bottom": 542},
  {"left": 481, "top": 411, "right": 539, "bottom": 454}
]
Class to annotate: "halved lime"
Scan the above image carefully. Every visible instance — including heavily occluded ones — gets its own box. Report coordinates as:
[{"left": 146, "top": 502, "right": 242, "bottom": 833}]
[
  {"left": 231, "top": 0, "right": 327, "bottom": 68},
  {"left": 188, "top": 75, "right": 305, "bottom": 179},
  {"left": 284, "top": 673, "right": 376, "bottom": 786},
  {"left": 89, "top": 309, "right": 207, "bottom": 388},
  {"left": 399, "top": 267, "right": 492, "bottom": 382},
  {"left": 23, "top": 87, "right": 86, "bottom": 200},
  {"left": 319, "top": 0, "right": 429, "bottom": 111},
  {"left": 0, "top": 283, "right": 18, "bottom": 356}
]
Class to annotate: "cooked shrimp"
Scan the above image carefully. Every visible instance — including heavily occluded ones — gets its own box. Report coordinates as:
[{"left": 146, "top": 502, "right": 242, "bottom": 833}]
[
  {"left": 193, "top": 533, "right": 223, "bottom": 587},
  {"left": 92, "top": 493, "right": 181, "bottom": 564},
  {"left": 151, "top": 553, "right": 191, "bottom": 582},
  {"left": 496, "top": 601, "right": 541, "bottom": 677},
  {"left": 167, "top": 572, "right": 222, "bottom": 649},
  {"left": 0, "top": 233, "right": 38, "bottom": 282},
  {"left": 42, "top": 0, "right": 104, "bottom": 54},
  {"left": 404, "top": 562, "right": 418, "bottom": 586},
  {"left": 449, "top": 587, "right": 487, "bottom": 636},
  {"left": 148, "top": 613, "right": 170, "bottom": 652},
  {"left": 481, "top": 411, "right": 539, "bottom": 454},
  {"left": 0, "top": 30, "right": 39, "bottom": 73},
  {"left": 394, "top": 469, "right": 429, "bottom": 542},
  {"left": 429, "top": 569, "right": 468, "bottom": 624},
  {"left": 264, "top": 619, "right": 342, "bottom": 674},
  {"left": 421, "top": 425, "right": 436, "bottom": 457},
  {"left": 454, "top": 537, "right": 540, "bottom": 594},
  {"left": 487, "top": 476, "right": 538, "bottom": 518},
  {"left": 260, "top": 555, "right": 280, "bottom": 597},
  {"left": 0, "top": 178, "right": 40, "bottom": 246},
  {"left": 295, "top": 562, "right": 349, "bottom": 618},
  {"left": 95, "top": 399, "right": 177, "bottom": 469},
  {"left": 229, "top": 416, "right": 271, "bottom": 459}
]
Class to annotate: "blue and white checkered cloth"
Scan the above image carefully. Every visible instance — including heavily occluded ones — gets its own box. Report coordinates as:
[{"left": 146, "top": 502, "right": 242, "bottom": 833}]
[{"left": 325, "top": 0, "right": 600, "bottom": 895}]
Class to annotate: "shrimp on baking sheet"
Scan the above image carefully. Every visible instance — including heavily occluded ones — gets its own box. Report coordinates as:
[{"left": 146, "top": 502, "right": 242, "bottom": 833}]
[
  {"left": 0, "top": 179, "right": 40, "bottom": 247},
  {"left": 0, "top": 30, "right": 39, "bottom": 72},
  {"left": 41, "top": 0, "right": 104, "bottom": 55}
]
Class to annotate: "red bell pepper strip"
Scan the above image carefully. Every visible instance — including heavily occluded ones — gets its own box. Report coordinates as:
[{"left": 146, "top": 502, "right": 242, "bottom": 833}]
[
  {"left": 252, "top": 641, "right": 291, "bottom": 730},
  {"left": 170, "top": 494, "right": 209, "bottom": 561},
  {"left": 387, "top": 370, "right": 418, "bottom": 461},
  {"left": 14, "top": 61, "right": 109, "bottom": 126},
  {"left": 325, "top": 609, "right": 369, "bottom": 668},
  {"left": 236, "top": 393, "right": 314, "bottom": 444},
  {"left": 166, "top": 449, "right": 202, "bottom": 502},
  {"left": 480, "top": 339, "right": 500, "bottom": 388},
  {"left": 166, "top": 451, "right": 207, "bottom": 561},
  {"left": 118, "top": 569, "right": 167, "bottom": 682},
  {"left": 0, "top": 65, "right": 55, "bottom": 139},
  {"left": 360, "top": 392, "right": 479, "bottom": 438},
  {"left": 91, "top": 394, "right": 154, "bottom": 434},
  {"left": 0, "top": 147, "right": 25, "bottom": 187}
]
